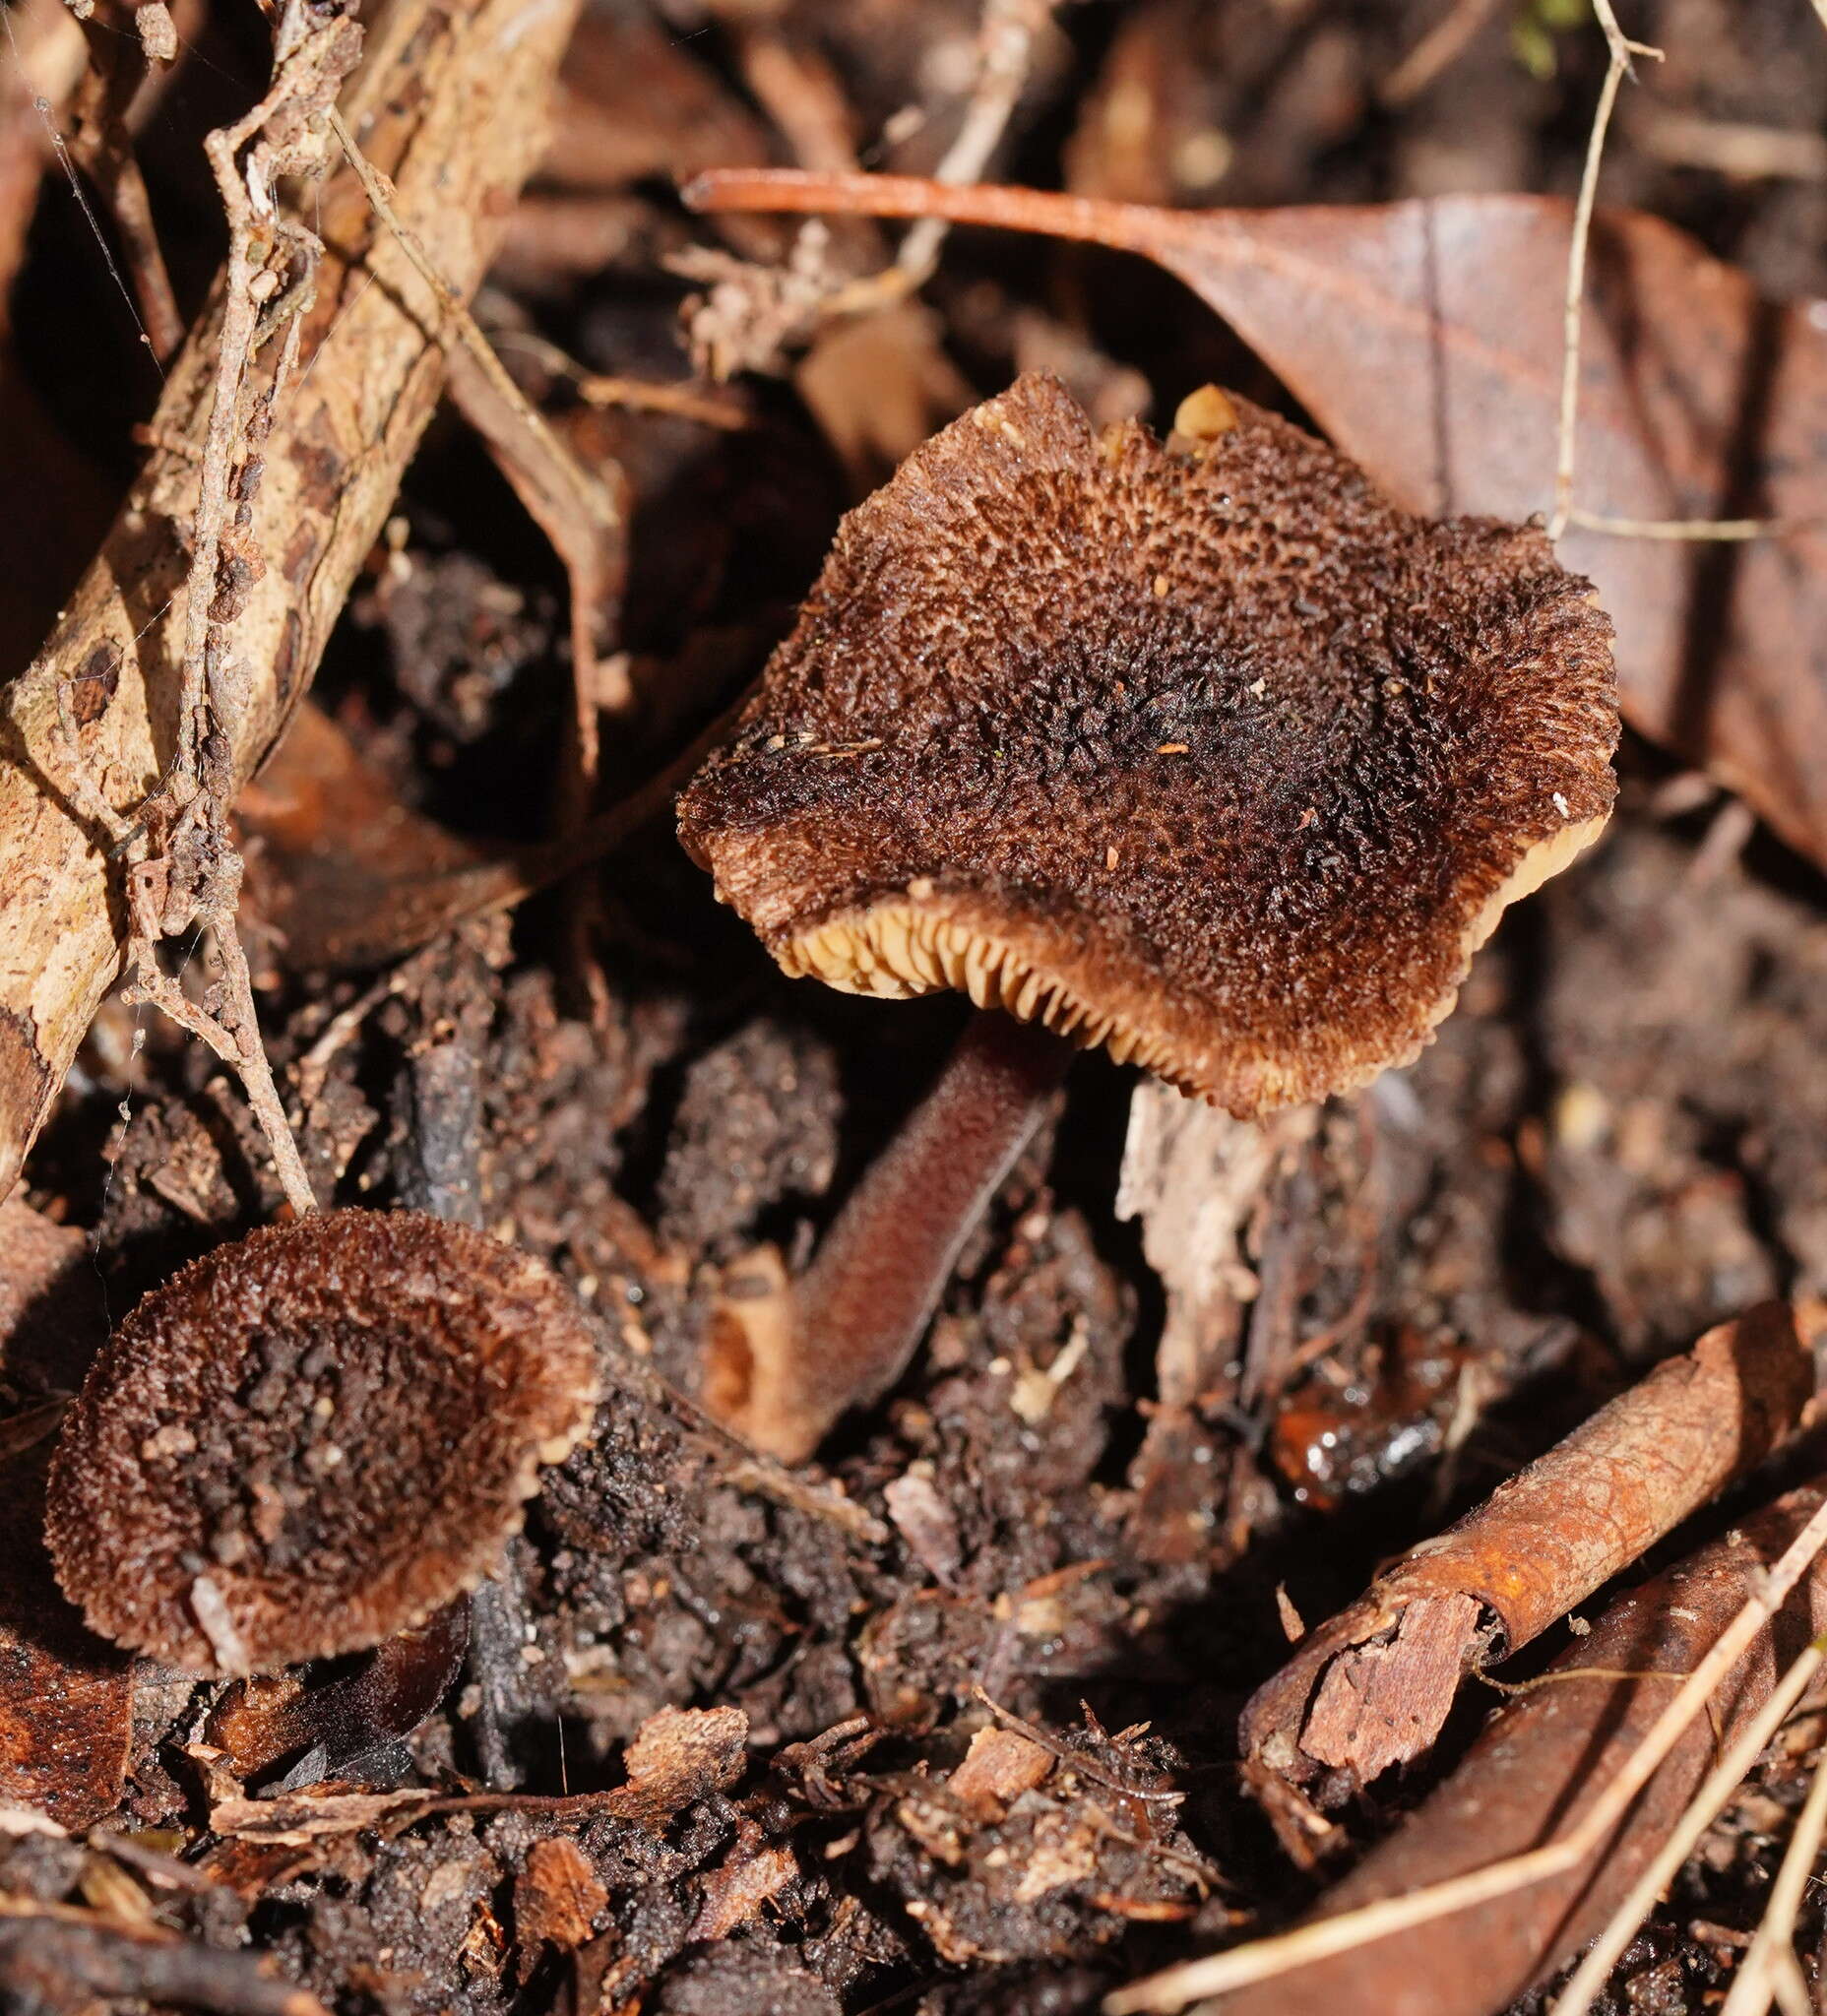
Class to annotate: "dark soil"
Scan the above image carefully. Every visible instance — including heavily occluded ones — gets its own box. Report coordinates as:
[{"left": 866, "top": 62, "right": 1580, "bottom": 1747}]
[{"left": 8, "top": 2, "right": 1827, "bottom": 2013}]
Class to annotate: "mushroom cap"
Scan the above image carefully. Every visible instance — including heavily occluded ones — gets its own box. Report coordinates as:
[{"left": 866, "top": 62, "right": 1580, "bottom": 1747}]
[
  {"left": 678, "top": 373, "right": 1616, "bottom": 1114},
  {"left": 45, "top": 1210, "right": 599, "bottom": 1675}
]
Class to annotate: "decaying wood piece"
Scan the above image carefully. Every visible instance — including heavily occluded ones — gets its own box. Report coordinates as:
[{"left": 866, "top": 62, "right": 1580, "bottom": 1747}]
[
  {"left": 1240, "top": 1299, "right": 1822, "bottom": 1795},
  {"left": 1210, "top": 1479, "right": 1827, "bottom": 2016},
  {"left": 0, "top": 0, "right": 584, "bottom": 1207},
  {"left": 1114, "top": 1079, "right": 1302, "bottom": 1560}
]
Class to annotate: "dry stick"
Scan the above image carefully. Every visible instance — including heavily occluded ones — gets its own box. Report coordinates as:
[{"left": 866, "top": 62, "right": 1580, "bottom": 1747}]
[
  {"left": 1240, "top": 1301, "right": 1819, "bottom": 1790},
  {"left": 1546, "top": 3, "right": 1662, "bottom": 543},
  {"left": 1548, "top": 1637, "right": 1827, "bottom": 2016},
  {"left": 695, "top": 0, "right": 1053, "bottom": 353},
  {"left": 0, "top": 0, "right": 584, "bottom": 1208},
  {"left": 882, "top": 0, "right": 1052, "bottom": 294},
  {"left": 1104, "top": 1489, "right": 1827, "bottom": 2014},
  {"left": 1565, "top": 506, "right": 1767, "bottom": 538},
  {"left": 65, "top": 1, "right": 183, "bottom": 363},
  {"left": 108, "top": 11, "right": 360, "bottom": 1219}
]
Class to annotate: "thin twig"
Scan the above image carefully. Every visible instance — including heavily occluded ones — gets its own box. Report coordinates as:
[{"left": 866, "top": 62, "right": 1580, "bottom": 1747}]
[
  {"left": 1547, "top": 5, "right": 1663, "bottom": 542},
  {"left": 66, "top": 1, "right": 183, "bottom": 362},
  {"left": 100, "top": 6, "right": 360, "bottom": 1220},
  {"left": 889, "top": 0, "right": 1052, "bottom": 293},
  {"left": 1548, "top": 1637, "right": 1827, "bottom": 2015},
  {"left": 1567, "top": 508, "right": 1773, "bottom": 539},
  {"left": 1106, "top": 1490, "right": 1827, "bottom": 2014}
]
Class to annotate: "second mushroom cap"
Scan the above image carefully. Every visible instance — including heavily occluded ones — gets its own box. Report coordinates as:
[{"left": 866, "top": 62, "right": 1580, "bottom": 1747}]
[{"left": 679, "top": 372, "right": 1617, "bottom": 1114}]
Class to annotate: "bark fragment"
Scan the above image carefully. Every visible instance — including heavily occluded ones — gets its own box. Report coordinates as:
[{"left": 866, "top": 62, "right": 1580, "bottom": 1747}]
[
  {"left": 1241, "top": 1299, "right": 1822, "bottom": 1793},
  {"left": 1220, "top": 1479, "right": 1827, "bottom": 2016},
  {"left": 0, "top": 0, "right": 584, "bottom": 1203}
]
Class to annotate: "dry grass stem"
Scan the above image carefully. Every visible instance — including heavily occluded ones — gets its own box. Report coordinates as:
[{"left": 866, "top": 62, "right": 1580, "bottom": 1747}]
[
  {"left": 1717, "top": 1741, "right": 1827, "bottom": 2016},
  {"left": 1567, "top": 509, "right": 1773, "bottom": 539},
  {"left": 678, "top": 0, "right": 1053, "bottom": 372},
  {"left": 1548, "top": 5, "right": 1663, "bottom": 543},
  {"left": 1106, "top": 1490, "right": 1827, "bottom": 2014},
  {"left": 1547, "top": 1636, "right": 1827, "bottom": 2015}
]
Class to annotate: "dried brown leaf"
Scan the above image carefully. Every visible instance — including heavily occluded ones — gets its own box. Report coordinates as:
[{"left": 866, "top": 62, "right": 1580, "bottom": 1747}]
[
  {"left": 685, "top": 170, "right": 1827, "bottom": 877},
  {"left": 0, "top": 1458, "right": 132, "bottom": 1829}
]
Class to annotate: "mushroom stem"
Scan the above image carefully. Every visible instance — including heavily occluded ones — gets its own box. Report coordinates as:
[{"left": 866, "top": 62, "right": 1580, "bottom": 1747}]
[{"left": 731, "top": 1012, "right": 1075, "bottom": 1464}]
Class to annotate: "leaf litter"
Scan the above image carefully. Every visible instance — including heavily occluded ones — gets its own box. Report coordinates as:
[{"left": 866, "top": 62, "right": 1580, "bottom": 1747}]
[{"left": 7, "top": 4, "right": 1827, "bottom": 2016}]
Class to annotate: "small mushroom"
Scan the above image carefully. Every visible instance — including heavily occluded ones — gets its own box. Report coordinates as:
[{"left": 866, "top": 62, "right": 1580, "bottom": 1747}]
[
  {"left": 45, "top": 1210, "right": 599, "bottom": 1675},
  {"left": 679, "top": 373, "right": 1617, "bottom": 1462}
]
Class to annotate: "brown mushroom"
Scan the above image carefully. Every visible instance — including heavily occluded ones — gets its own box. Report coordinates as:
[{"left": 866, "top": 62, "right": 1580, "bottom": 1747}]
[
  {"left": 45, "top": 1210, "right": 599, "bottom": 1675},
  {"left": 679, "top": 373, "right": 1617, "bottom": 1462}
]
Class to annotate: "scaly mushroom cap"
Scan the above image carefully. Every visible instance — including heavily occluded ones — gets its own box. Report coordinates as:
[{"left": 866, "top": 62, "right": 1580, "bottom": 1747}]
[
  {"left": 679, "top": 373, "right": 1617, "bottom": 1113},
  {"left": 45, "top": 1211, "right": 599, "bottom": 1675}
]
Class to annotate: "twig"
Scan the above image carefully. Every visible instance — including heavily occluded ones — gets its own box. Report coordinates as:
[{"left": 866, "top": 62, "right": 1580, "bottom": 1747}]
[
  {"left": 1381, "top": 0, "right": 1501, "bottom": 106},
  {"left": 1549, "top": 1637, "right": 1827, "bottom": 2016},
  {"left": 1567, "top": 508, "right": 1772, "bottom": 539},
  {"left": 63, "top": 0, "right": 182, "bottom": 361},
  {"left": 0, "top": 0, "right": 587, "bottom": 1208},
  {"left": 489, "top": 332, "right": 750, "bottom": 428},
  {"left": 1241, "top": 1302, "right": 1818, "bottom": 1793},
  {"left": 888, "top": 0, "right": 1052, "bottom": 294},
  {"left": 677, "top": 0, "right": 1053, "bottom": 371},
  {"left": 1106, "top": 1489, "right": 1827, "bottom": 2013},
  {"left": 103, "top": 3, "right": 360, "bottom": 1218},
  {"left": 1547, "top": 4, "right": 1663, "bottom": 542}
]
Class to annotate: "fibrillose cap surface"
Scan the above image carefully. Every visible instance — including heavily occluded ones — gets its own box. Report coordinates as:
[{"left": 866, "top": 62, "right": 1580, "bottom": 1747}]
[
  {"left": 678, "top": 373, "right": 1617, "bottom": 1113},
  {"left": 45, "top": 1210, "right": 600, "bottom": 1675}
]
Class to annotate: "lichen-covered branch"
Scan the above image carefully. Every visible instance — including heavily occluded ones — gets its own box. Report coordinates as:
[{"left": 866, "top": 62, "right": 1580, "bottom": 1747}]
[{"left": 0, "top": 0, "right": 585, "bottom": 1204}]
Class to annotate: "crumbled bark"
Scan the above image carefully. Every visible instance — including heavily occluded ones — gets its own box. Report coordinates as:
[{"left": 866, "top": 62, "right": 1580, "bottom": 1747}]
[{"left": 1241, "top": 1300, "right": 1822, "bottom": 1796}]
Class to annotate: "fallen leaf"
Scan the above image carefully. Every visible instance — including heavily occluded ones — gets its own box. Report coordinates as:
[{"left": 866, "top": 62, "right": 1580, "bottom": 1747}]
[
  {"left": 684, "top": 170, "right": 1827, "bottom": 876},
  {"left": 0, "top": 1458, "right": 133, "bottom": 1828}
]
